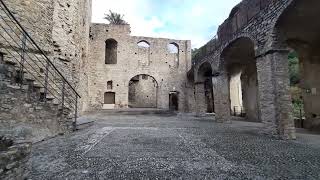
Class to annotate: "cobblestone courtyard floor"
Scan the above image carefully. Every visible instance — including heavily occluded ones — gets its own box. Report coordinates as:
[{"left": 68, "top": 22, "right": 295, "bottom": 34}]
[{"left": 29, "top": 112, "right": 320, "bottom": 179}]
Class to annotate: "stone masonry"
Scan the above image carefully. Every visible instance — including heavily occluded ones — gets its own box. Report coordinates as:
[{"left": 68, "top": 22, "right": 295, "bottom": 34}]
[
  {"left": 192, "top": 0, "right": 320, "bottom": 139},
  {"left": 84, "top": 24, "right": 193, "bottom": 112}
]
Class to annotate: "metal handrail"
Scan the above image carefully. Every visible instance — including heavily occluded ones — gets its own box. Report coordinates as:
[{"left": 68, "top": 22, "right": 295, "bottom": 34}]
[
  {"left": 0, "top": 0, "right": 80, "bottom": 129},
  {"left": 0, "top": 0, "right": 80, "bottom": 98}
]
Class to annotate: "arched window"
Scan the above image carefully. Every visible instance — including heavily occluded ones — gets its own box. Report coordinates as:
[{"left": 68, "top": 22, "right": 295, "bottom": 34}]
[
  {"left": 105, "top": 39, "right": 117, "bottom": 64},
  {"left": 107, "top": 81, "right": 113, "bottom": 89},
  {"left": 167, "top": 43, "right": 179, "bottom": 54},
  {"left": 104, "top": 92, "right": 115, "bottom": 104},
  {"left": 168, "top": 42, "right": 179, "bottom": 66},
  {"left": 137, "top": 40, "right": 150, "bottom": 48}
]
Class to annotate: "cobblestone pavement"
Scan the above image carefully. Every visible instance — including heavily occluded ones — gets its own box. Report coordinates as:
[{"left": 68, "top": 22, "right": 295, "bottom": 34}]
[{"left": 28, "top": 112, "right": 320, "bottom": 180}]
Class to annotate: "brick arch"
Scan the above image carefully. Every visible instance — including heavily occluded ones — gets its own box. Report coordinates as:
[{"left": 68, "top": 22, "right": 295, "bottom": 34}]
[
  {"left": 270, "top": 0, "right": 295, "bottom": 34},
  {"left": 265, "top": 0, "right": 295, "bottom": 49},
  {"left": 218, "top": 35, "right": 257, "bottom": 72},
  {"left": 128, "top": 74, "right": 159, "bottom": 108},
  {"left": 271, "top": 0, "right": 320, "bottom": 48},
  {"left": 128, "top": 74, "right": 159, "bottom": 87},
  {"left": 194, "top": 61, "right": 214, "bottom": 83}
]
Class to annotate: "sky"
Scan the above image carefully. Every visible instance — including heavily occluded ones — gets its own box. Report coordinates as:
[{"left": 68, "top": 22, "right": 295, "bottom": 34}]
[{"left": 91, "top": 0, "right": 241, "bottom": 48}]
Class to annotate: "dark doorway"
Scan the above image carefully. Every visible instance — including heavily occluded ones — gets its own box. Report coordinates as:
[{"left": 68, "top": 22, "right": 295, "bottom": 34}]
[
  {"left": 169, "top": 92, "right": 179, "bottom": 111},
  {"left": 204, "top": 78, "right": 214, "bottom": 113},
  {"left": 104, "top": 92, "right": 115, "bottom": 104}
]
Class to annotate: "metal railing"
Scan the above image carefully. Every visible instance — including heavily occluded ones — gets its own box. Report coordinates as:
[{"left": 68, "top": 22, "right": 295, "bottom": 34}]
[
  {"left": 193, "top": 0, "right": 284, "bottom": 64},
  {"left": 0, "top": 0, "right": 81, "bottom": 130}
]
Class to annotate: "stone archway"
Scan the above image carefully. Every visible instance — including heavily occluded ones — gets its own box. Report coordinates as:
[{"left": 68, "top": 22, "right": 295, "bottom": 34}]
[
  {"left": 128, "top": 74, "right": 158, "bottom": 108},
  {"left": 221, "top": 37, "right": 259, "bottom": 122},
  {"left": 275, "top": 0, "right": 320, "bottom": 131},
  {"left": 195, "top": 62, "right": 214, "bottom": 115}
]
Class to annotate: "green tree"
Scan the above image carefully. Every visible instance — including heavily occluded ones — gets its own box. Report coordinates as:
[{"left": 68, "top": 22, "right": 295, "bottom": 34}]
[
  {"left": 104, "top": 10, "right": 127, "bottom": 25},
  {"left": 288, "top": 52, "right": 300, "bottom": 86},
  {"left": 191, "top": 48, "right": 199, "bottom": 58}
]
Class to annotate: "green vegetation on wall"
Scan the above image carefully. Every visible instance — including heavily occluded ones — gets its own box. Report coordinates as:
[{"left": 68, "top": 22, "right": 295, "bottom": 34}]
[{"left": 288, "top": 51, "right": 304, "bottom": 118}]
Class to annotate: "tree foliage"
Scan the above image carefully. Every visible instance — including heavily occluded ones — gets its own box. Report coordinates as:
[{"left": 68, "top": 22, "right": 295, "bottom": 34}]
[
  {"left": 288, "top": 52, "right": 300, "bottom": 86},
  {"left": 104, "top": 10, "right": 127, "bottom": 25}
]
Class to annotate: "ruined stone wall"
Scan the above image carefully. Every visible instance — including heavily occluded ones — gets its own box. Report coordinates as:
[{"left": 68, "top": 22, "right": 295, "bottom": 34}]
[
  {"left": 128, "top": 75, "right": 157, "bottom": 108},
  {"left": 86, "top": 24, "right": 192, "bottom": 112},
  {"left": 241, "top": 63, "right": 259, "bottom": 121},
  {"left": 0, "top": 0, "right": 92, "bottom": 113},
  {"left": 51, "top": 0, "right": 92, "bottom": 113},
  {"left": 0, "top": 80, "right": 73, "bottom": 143},
  {"left": 301, "top": 50, "right": 320, "bottom": 130},
  {"left": 0, "top": 136, "right": 31, "bottom": 180},
  {"left": 0, "top": 0, "right": 54, "bottom": 52}
]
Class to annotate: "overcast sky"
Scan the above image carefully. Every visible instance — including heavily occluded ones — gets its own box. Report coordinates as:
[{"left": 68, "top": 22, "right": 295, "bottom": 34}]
[{"left": 91, "top": 0, "right": 241, "bottom": 48}]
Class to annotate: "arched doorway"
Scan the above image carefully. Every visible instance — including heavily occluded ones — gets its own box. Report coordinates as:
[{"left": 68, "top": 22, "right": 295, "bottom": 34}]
[
  {"left": 128, "top": 74, "right": 158, "bottom": 108},
  {"left": 275, "top": 0, "right": 320, "bottom": 131},
  {"left": 221, "top": 37, "right": 259, "bottom": 122},
  {"left": 197, "top": 62, "right": 215, "bottom": 113}
]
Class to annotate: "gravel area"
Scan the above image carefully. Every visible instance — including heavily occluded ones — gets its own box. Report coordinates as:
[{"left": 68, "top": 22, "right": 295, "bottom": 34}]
[{"left": 28, "top": 112, "right": 320, "bottom": 179}]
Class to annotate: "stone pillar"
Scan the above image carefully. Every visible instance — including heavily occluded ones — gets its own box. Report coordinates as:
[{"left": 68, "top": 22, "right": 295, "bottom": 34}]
[
  {"left": 256, "top": 50, "right": 296, "bottom": 139},
  {"left": 194, "top": 82, "right": 206, "bottom": 116},
  {"left": 214, "top": 73, "right": 231, "bottom": 123}
]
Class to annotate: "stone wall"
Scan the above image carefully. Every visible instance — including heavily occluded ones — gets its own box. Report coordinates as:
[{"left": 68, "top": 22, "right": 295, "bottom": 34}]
[
  {"left": 85, "top": 24, "right": 192, "bottom": 112},
  {"left": 192, "top": 0, "right": 298, "bottom": 139},
  {"left": 0, "top": 136, "right": 31, "bottom": 180},
  {"left": 0, "top": 78, "right": 73, "bottom": 143},
  {"left": 51, "top": 0, "right": 92, "bottom": 113},
  {"left": 0, "top": 0, "right": 54, "bottom": 52},
  {"left": 300, "top": 49, "right": 320, "bottom": 130},
  {"left": 129, "top": 75, "right": 158, "bottom": 108},
  {"left": 0, "top": 0, "right": 91, "bottom": 141}
]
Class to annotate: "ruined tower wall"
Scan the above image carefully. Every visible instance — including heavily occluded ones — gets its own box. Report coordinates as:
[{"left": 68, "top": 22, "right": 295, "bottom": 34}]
[
  {"left": 51, "top": 0, "right": 92, "bottom": 112},
  {"left": 0, "top": 0, "right": 54, "bottom": 51}
]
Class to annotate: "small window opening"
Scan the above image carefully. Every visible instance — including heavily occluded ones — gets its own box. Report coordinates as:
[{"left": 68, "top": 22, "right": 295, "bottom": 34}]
[{"left": 107, "top": 81, "right": 113, "bottom": 89}]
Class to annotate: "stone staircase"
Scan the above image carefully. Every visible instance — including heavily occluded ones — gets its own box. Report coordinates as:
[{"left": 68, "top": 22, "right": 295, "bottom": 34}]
[
  {"left": 0, "top": 56, "right": 74, "bottom": 143},
  {"left": 0, "top": 58, "right": 67, "bottom": 109}
]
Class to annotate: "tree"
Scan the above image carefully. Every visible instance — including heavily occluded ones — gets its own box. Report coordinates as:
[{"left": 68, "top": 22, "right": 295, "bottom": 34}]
[
  {"left": 104, "top": 10, "right": 127, "bottom": 25},
  {"left": 191, "top": 48, "right": 199, "bottom": 58},
  {"left": 288, "top": 52, "right": 300, "bottom": 86}
]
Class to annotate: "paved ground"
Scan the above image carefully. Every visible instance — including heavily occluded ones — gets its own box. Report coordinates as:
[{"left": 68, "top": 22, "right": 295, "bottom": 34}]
[{"left": 29, "top": 111, "right": 320, "bottom": 179}]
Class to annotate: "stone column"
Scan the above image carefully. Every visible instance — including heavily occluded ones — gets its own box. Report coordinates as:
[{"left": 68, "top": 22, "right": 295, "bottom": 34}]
[
  {"left": 214, "top": 73, "right": 231, "bottom": 123},
  {"left": 256, "top": 50, "right": 296, "bottom": 139},
  {"left": 194, "top": 82, "right": 207, "bottom": 116}
]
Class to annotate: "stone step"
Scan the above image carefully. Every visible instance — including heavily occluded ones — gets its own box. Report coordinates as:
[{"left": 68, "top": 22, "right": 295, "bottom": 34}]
[
  {"left": 33, "top": 82, "right": 43, "bottom": 88},
  {"left": 97, "top": 108, "right": 176, "bottom": 116},
  {"left": 52, "top": 99, "right": 60, "bottom": 105},
  {"left": 3, "top": 59, "right": 17, "bottom": 66},
  {"left": 46, "top": 95, "right": 55, "bottom": 101},
  {"left": 15, "top": 67, "right": 27, "bottom": 73},
  {"left": 76, "top": 117, "right": 94, "bottom": 131}
]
